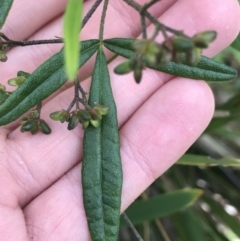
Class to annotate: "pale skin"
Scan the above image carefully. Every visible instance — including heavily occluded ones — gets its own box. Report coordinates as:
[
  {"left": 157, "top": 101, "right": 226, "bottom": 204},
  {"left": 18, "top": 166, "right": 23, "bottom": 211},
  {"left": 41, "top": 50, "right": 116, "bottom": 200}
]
[{"left": 0, "top": 0, "right": 239, "bottom": 240}]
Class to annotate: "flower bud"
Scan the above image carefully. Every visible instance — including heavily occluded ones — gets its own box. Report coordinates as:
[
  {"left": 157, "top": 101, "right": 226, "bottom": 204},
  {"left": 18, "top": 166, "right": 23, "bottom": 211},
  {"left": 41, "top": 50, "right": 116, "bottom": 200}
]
[
  {"left": 90, "top": 119, "right": 101, "bottom": 128},
  {"left": 130, "top": 57, "right": 145, "bottom": 71},
  {"left": 172, "top": 37, "right": 194, "bottom": 52},
  {"left": 29, "top": 110, "right": 40, "bottom": 120},
  {"left": 21, "top": 120, "right": 38, "bottom": 133},
  {"left": 0, "top": 53, "right": 7, "bottom": 62},
  {"left": 94, "top": 105, "right": 110, "bottom": 116},
  {"left": 156, "top": 47, "right": 172, "bottom": 66},
  {"left": 50, "top": 110, "right": 70, "bottom": 123},
  {"left": 0, "top": 83, "right": 6, "bottom": 91},
  {"left": 77, "top": 109, "right": 91, "bottom": 123},
  {"left": 17, "top": 71, "right": 31, "bottom": 78},
  {"left": 186, "top": 48, "right": 201, "bottom": 66},
  {"left": 20, "top": 117, "right": 29, "bottom": 125},
  {"left": 193, "top": 31, "right": 217, "bottom": 48},
  {"left": 134, "top": 69, "right": 142, "bottom": 84},
  {"left": 90, "top": 108, "right": 102, "bottom": 120},
  {"left": 67, "top": 114, "right": 79, "bottom": 130},
  {"left": 133, "top": 40, "right": 160, "bottom": 64},
  {"left": 39, "top": 119, "right": 51, "bottom": 135},
  {"left": 8, "top": 76, "right": 26, "bottom": 86},
  {"left": 82, "top": 121, "right": 90, "bottom": 129},
  {"left": 114, "top": 61, "right": 133, "bottom": 75}
]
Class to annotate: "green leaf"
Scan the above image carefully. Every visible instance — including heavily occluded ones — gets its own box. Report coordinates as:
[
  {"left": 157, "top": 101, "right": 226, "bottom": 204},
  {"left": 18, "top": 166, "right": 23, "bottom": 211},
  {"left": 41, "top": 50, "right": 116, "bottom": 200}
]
[
  {"left": 0, "top": 0, "right": 13, "bottom": 28},
  {"left": 231, "top": 33, "right": 240, "bottom": 52},
  {"left": 203, "top": 194, "right": 240, "bottom": 237},
  {"left": 104, "top": 38, "right": 237, "bottom": 81},
  {"left": 82, "top": 48, "right": 122, "bottom": 241},
  {"left": 205, "top": 117, "right": 233, "bottom": 133},
  {"left": 63, "top": 0, "right": 83, "bottom": 80},
  {"left": 172, "top": 209, "right": 207, "bottom": 241},
  {"left": 0, "top": 39, "right": 100, "bottom": 125},
  {"left": 177, "top": 154, "right": 240, "bottom": 166},
  {"left": 121, "top": 189, "right": 202, "bottom": 227}
]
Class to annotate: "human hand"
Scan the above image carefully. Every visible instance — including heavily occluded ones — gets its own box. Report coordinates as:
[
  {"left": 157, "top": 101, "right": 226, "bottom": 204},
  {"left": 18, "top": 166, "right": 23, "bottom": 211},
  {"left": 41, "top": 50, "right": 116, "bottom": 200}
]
[{"left": 0, "top": 0, "right": 239, "bottom": 240}]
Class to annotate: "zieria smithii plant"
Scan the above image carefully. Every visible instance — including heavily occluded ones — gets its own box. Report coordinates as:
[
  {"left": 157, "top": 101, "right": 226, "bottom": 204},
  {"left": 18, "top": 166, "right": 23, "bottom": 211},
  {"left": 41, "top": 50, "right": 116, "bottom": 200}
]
[{"left": 0, "top": 0, "right": 237, "bottom": 241}]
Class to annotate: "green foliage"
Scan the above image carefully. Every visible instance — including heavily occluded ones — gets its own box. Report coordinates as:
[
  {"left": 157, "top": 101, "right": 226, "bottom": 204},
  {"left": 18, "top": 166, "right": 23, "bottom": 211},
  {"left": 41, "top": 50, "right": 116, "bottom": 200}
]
[
  {"left": 177, "top": 154, "right": 240, "bottom": 166},
  {"left": 63, "top": 0, "right": 83, "bottom": 80},
  {"left": 121, "top": 189, "right": 203, "bottom": 226},
  {"left": 230, "top": 33, "right": 240, "bottom": 52},
  {"left": 1, "top": 1, "right": 240, "bottom": 241},
  {"left": 0, "top": 40, "right": 100, "bottom": 125},
  {"left": 104, "top": 38, "right": 237, "bottom": 82},
  {"left": 0, "top": 0, "right": 13, "bottom": 28},
  {"left": 82, "top": 48, "right": 122, "bottom": 241},
  {"left": 172, "top": 209, "right": 207, "bottom": 241}
]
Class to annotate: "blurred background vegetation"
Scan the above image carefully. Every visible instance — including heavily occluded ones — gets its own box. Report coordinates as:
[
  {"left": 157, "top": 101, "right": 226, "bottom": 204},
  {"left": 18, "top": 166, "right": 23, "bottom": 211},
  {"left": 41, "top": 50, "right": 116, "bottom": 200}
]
[{"left": 118, "top": 30, "right": 240, "bottom": 241}]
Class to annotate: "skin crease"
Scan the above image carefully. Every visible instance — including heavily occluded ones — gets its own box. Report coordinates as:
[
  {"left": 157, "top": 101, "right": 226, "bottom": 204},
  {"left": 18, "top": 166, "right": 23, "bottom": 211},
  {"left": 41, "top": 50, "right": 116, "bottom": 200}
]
[{"left": 0, "top": 0, "right": 239, "bottom": 240}]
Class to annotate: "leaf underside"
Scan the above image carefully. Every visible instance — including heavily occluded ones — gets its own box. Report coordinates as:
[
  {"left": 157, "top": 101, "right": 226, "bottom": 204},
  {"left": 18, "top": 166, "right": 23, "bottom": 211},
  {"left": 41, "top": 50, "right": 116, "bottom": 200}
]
[
  {"left": 0, "top": 39, "right": 100, "bottom": 125},
  {"left": 0, "top": 0, "right": 13, "bottom": 29},
  {"left": 82, "top": 47, "right": 122, "bottom": 241}
]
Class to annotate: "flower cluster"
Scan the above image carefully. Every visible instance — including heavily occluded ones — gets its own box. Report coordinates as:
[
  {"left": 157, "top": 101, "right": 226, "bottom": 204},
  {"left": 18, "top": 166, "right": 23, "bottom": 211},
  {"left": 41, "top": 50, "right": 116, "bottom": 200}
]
[
  {"left": 50, "top": 105, "right": 110, "bottom": 130},
  {"left": 114, "top": 30, "right": 216, "bottom": 83},
  {"left": 21, "top": 110, "right": 51, "bottom": 135}
]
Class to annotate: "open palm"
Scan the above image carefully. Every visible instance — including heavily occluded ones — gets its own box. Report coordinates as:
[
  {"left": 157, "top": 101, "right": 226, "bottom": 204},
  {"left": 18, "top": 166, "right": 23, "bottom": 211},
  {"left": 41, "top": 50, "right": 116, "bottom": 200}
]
[{"left": 0, "top": 0, "right": 239, "bottom": 240}]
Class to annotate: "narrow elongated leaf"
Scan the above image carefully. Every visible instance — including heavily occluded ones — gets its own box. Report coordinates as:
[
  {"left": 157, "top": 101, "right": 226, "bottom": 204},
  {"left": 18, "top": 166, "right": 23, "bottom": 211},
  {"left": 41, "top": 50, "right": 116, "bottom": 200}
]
[
  {"left": 205, "top": 117, "right": 233, "bottom": 132},
  {"left": 172, "top": 209, "right": 207, "bottom": 241},
  {"left": 231, "top": 33, "right": 240, "bottom": 52},
  {"left": 0, "top": 0, "right": 13, "bottom": 28},
  {"left": 121, "top": 189, "right": 202, "bottom": 227},
  {"left": 63, "top": 0, "right": 83, "bottom": 79},
  {"left": 177, "top": 154, "right": 240, "bottom": 166},
  {"left": 104, "top": 38, "right": 237, "bottom": 81},
  {"left": 82, "top": 48, "right": 122, "bottom": 241},
  {"left": 203, "top": 194, "right": 240, "bottom": 237},
  {"left": 0, "top": 39, "right": 100, "bottom": 125}
]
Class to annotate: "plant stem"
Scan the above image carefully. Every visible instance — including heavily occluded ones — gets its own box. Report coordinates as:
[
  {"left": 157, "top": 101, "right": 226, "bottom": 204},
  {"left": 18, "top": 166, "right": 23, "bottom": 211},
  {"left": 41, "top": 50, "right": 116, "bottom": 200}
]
[
  {"left": 0, "top": 0, "right": 103, "bottom": 48},
  {"left": 155, "top": 219, "right": 172, "bottom": 241},
  {"left": 140, "top": 0, "right": 160, "bottom": 39},
  {"left": 141, "top": 15, "right": 147, "bottom": 39},
  {"left": 82, "top": 0, "right": 103, "bottom": 28},
  {"left": 74, "top": 79, "right": 80, "bottom": 109},
  {"left": 142, "top": 0, "right": 160, "bottom": 10},
  {"left": 99, "top": 0, "right": 109, "bottom": 41},
  {"left": 36, "top": 102, "right": 42, "bottom": 119},
  {"left": 122, "top": 212, "right": 145, "bottom": 241},
  {"left": 122, "top": 0, "right": 187, "bottom": 38}
]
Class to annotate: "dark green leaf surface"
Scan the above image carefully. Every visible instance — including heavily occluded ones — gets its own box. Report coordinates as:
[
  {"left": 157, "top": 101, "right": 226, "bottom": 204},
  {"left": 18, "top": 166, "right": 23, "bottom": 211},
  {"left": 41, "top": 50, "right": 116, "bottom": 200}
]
[
  {"left": 172, "top": 209, "right": 207, "bottom": 241},
  {"left": 104, "top": 38, "right": 237, "bottom": 81},
  {"left": 177, "top": 154, "right": 240, "bottom": 166},
  {"left": 231, "top": 33, "right": 240, "bottom": 52},
  {"left": 63, "top": 0, "right": 83, "bottom": 79},
  {"left": 205, "top": 116, "right": 234, "bottom": 132},
  {"left": 121, "top": 189, "right": 202, "bottom": 226},
  {"left": 0, "top": 0, "right": 13, "bottom": 28},
  {"left": 0, "top": 39, "right": 100, "bottom": 125},
  {"left": 82, "top": 48, "right": 122, "bottom": 241},
  {"left": 203, "top": 194, "right": 240, "bottom": 237}
]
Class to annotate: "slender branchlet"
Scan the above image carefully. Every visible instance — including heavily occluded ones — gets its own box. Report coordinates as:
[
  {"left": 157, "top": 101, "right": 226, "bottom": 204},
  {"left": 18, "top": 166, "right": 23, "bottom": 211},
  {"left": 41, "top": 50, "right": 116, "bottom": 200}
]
[
  {"left": 122, "top": 0, "right": 187, "bottom": 39},
  {"left": 122, "top": 212, "right": 145, "bottom": 241},
  {"left": 140, "top": 0, "right": 161, "bottom": 39},
  {"left": 99, "top": 0, "right": 109, "bottom": 41},
  {"left": 0, "top": 0, "right": 103, "bottom": 49}
]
